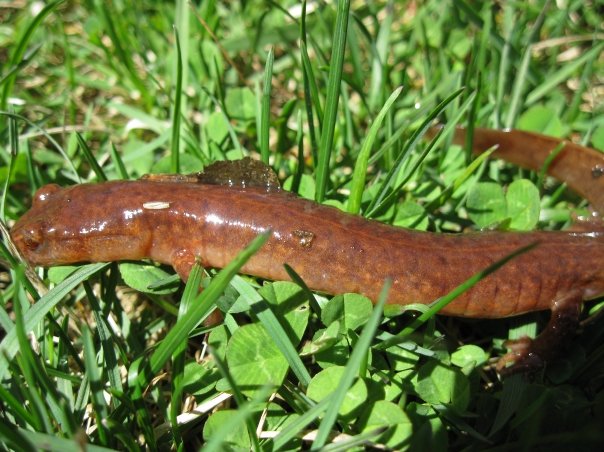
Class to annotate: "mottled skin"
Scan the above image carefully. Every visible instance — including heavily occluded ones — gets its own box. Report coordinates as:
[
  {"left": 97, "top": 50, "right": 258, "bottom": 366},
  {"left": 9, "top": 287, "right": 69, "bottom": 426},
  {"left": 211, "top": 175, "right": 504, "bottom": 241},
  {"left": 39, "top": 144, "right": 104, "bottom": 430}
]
[{"left": 9, "top": 128, "right": 604, "bottom": 373}]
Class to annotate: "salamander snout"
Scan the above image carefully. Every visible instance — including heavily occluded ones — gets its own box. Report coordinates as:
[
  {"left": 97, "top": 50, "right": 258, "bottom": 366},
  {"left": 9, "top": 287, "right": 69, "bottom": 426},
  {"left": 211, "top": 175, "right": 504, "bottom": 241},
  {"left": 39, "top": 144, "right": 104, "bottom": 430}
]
[
  {"left": 10, "top": 183, "right": 64, "bottom": 265},
  {"left": 17, "top": 225, "right": 44, "bottom": 252},
  {"left": 10, "top": 220, "right": 50, "bottom": 265}
]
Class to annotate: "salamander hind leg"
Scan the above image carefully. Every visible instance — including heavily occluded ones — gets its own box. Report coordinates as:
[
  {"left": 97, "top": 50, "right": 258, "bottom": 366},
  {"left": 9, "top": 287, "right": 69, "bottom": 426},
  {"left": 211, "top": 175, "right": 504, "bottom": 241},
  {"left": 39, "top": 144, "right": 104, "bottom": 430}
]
[{"left": 496, "top": 290, "right": 583, "bottom": 377}]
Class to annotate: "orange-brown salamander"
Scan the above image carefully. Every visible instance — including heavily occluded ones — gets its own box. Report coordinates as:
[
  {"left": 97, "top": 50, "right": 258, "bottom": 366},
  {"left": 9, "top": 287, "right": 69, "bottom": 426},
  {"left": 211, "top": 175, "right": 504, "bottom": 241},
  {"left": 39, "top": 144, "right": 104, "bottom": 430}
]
[
  {"left": 438, "top": 126, "right": 604, "bottom": 213},
  {"left": 10, "top": 128, "right": 604, "bottom": 375}
]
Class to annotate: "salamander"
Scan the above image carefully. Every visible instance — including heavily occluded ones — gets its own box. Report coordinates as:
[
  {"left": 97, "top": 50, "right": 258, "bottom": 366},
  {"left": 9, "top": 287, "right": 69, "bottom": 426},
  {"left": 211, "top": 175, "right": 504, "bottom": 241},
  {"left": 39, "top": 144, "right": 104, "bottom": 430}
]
[{"left": 10, "top": 128, "right": 604, "bottom": 374}]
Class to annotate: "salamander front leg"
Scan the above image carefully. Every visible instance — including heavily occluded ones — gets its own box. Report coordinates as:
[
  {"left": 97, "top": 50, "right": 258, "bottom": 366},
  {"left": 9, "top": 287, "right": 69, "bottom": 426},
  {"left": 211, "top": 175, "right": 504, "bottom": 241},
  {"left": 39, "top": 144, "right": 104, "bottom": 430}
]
[
  {"left": 172, "top": 249, "right": 223, "bottom": 326},
  {"left": 171, "top": 249, "right": 198, "bottom": 281},
  {"left": 496, "top": 290, "right": 583, "bottom": 376}
]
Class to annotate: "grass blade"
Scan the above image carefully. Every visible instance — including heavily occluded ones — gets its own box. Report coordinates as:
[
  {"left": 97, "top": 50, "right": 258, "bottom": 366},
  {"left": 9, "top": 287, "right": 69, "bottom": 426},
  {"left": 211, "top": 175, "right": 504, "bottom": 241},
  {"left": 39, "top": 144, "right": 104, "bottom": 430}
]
[
  {"left": 0, "top": 111, "right": 80, "bottom": 182},
  {"left": 0, "top": 0, "right": 64, "bottom": 110},
  {"left": 371, "top": 90, "right": 477, "bottom": 216},
  {"left": 109, "top": 143, "right": 129, "bottom": 179},
  {"left": 526, "top": 42, "right": 604, "bottom": 106},
  {"left": 82, "top": 326, "right": 109, "bottom": 445},
  {"left": 209, "top": 350, "right": 263, "bottom": 451},
  {"left": 13, "top": 277, "right": 51, "bottom": 434},
  {"left": 0, "top": 263, "right": 109, "bottom": 380},
  {"left": 169, "top": 263, "right": 203, "bottom": 445},
  {"left": 260, "top": 47, "right": 274, "bottom": 164},
  {"left": 140, "top": 232, "right": 270, "bottom": 385},
  {"left": 423, "top": 145, "right": 495, "bottom": 213},
  {"left": 0, "top": 43, "right": 42, "bottom": 88},
  {"left": 84, "top": 282, "right": 123, "bottom": 406},
  {"left": 368, "top": 3, "right": 392, "bottom": 111},
  {"left": 1, "top": 112, "right": 18, "bottom": 219},
  {"left": 0, "top": 383, "right": 38, "bottom": 428},
  {"left": 300, "top": 1, "right": 321, "bottom": 162},
  {"left": 76, "top": 132, "right": 107, "bottom": 181},
  {"left": 301, "top": 40, "right": 322, "bottom": 153},
  {"left": 271, "top": 399, "right": 331, "bottom": 449},
  {"left": 203, "top": 378, "right": 271, "bottom": 452},
  {"left": 12, "top": 274, "right": 76, "bottom": 436},
  {"left": 311, "top": 280, "right": 391, "bottom": 449},
  {"left": 283, "top": 263, "right": 322, "bottom": 316},
  {"left": 94, "top": 1, "right": 151, "bottom": 108},
  {"left": 230, "top": 275, "right": 313, "bottom": 387},
  {"left": 365, "top": 87, "right": 465, "bottom": 217},
  {"left": 347, "top": 86, "right": 402, "bottom": 214},
  {"left": 0, "top": 420, "right": 36, "bottom": 452},
  {"left": 171, "top": 26, "right": 184, "bottom": 173},
  {"left": 536, "top": 142, "right": 565, "bottom": 192},
  {"left": 315, "top": 0, "right": 351, "bottom": 203},
  {"left": 11, "top": 426, "right": 115, "bottom": 452}
]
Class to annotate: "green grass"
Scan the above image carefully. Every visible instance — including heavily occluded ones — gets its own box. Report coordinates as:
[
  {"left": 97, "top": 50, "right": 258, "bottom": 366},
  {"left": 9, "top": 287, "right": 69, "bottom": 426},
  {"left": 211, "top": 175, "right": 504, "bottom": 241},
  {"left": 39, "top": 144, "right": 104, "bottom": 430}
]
[{"left": 1, "top": 0, "right": 604, "bottom": 450}]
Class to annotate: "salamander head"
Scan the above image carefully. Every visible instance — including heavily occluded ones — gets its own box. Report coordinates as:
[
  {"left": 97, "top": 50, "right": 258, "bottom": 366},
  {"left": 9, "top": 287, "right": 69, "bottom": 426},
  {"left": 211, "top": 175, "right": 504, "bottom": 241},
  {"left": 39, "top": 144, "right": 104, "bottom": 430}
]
[
  {"left": 11, "top": 184, "right": 66, "bottom": 265},
  {"left": 11, "top": 182, "right": 148, "bottom": 266}
]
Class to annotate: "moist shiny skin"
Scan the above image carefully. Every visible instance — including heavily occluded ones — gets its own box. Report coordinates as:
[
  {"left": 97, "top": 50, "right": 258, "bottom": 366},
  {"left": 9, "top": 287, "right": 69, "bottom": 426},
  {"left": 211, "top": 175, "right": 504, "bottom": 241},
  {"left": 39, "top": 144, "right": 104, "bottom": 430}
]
[
  {"left": 10, "top": 177, "right": 604, "bottom": 319},
  {"left": 11, "top": 128, "right": 604, "bottom": 374}
]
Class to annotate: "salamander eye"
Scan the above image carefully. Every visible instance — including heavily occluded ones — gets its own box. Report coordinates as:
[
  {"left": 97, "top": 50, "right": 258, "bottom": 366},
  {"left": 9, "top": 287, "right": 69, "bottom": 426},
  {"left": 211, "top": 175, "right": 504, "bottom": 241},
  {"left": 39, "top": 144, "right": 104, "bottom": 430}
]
[{"left": 33, "top": 184, "right": 62, "bottom": 207}]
